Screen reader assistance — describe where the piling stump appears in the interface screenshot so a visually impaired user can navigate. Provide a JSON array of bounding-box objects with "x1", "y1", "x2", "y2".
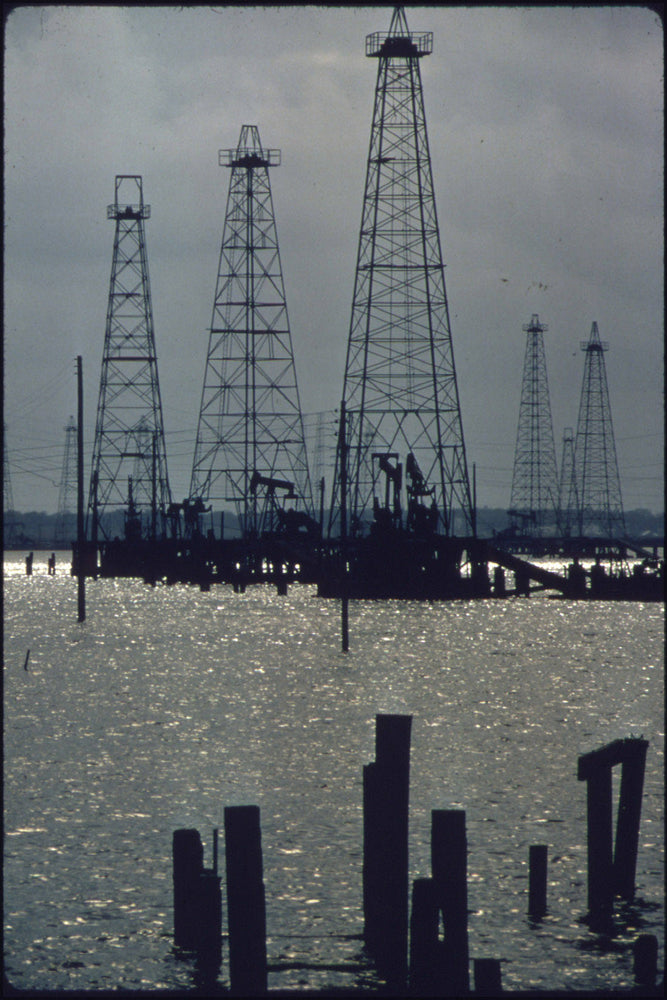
[
  {"x1": 224, "y1": 805, "x2": 267, "y2": 996},
  {"x1": 578, "y1": 737, "x2": 649, "y2": 927},
  {"x1": 528, "y1": 845, "x2": 548, "y2": 918},
  {"x1": 365, "y1": 714, "x2": 412, "y2": 988},
  {"x1": 409, "y1": 877, "x2": 444, "y2": 996},
  {"x1": 431, "y1": 809, "x2": 470, "y2": 995},
  {"x1": 634, "y1": 934, "x2": 658, "y2": 987},
  {"x1": 614, "y1": 739, "x2": 649, "y2": 899},
  {"x1": 196, "y1": 868, "x2": 222, "y2": 977},
  {"x1": 474, "y1": 957, "x2": 502, "y2": 995},
  {"x1": 172, "y1": 828, "x2": 204, "y2": 951}
]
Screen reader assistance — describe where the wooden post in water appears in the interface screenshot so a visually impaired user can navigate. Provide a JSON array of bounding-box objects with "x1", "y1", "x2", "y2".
[
  {"x1": 528, "y1": 844, "x2": 548, "y2": 918},
  {"x1": 409, "y1": 877, "x2": 442, "y2": 996},
  {"x1": 634, "y1": 934, "x2": 658, "y2": 988},
  {"x1": 76, "y1": 355, "x2": 86, "y2": 622},
  {"x1": 172, "y1": 828, "x2": 204, "y2": 950},
  {"x1": 474, "y1": 958, "x2": 502, "y2": 995},
  {"x1": 224, "y1": 805, "x2": 267, "y2": 996},
  {"x1": 362, "y1": 714, "x2": 412, "y2": 987},
  {"x1": 431, "y1": 809, "x2": 470, "y2": 995},
  {"x1": 578, "y1": 737, "x2": 649, "y2": 928},
  {"x1": 339, "y1": 400, "x2": 349, "y2": 652},
  {"x1": 613, "y1": 738, "x2": 648, "y2": 900}
]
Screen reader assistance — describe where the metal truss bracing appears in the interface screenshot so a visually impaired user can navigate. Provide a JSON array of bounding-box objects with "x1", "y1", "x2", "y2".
[
  {"x1": 55, "y1": 416, "x2": 78, "y2": 546},
  {"x1": 88, "y1": 176, "x2": 172, "y2": 540},
  {"x1": 189, "y1": 125, "x2": 314, "y2": 538},
  {"x1": 329, "y1": 6, "x2": 473, "y2": 538},
  {"x1": 557, "y1": 427, "x2": 577, "y2": 537},
  {"x1": 574, "y1": 322, "x2": 625, "y2": 537},
  {"x1": 508, "y1": 314, "x2": 560, "y2": 535}
]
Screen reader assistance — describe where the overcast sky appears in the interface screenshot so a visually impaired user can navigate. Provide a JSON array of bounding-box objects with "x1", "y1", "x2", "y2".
[{"x1": 4, "y1": 4, "x2": 664, "y2": 516}]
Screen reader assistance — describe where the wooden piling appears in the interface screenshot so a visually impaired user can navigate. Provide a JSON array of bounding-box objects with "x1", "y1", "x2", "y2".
[
  {"x1": 196, "y1": 868, "x2": 222, "y2": 976},
  {"x1": 634, "y1": 934, "x2": 658, "y2": 987},
  {"x1": 362, "y1": 715, "x2": 412, "y2": 987},
  {"x1": 474, "y1": 958, "x2": 502, "y2": 995},
  {"x1": 431, "y1": 809, "x2": 470, "y2": 995},
  {"x1": 614, "y1": 739, "x2": 648, "y2": 900},
  {"x1": 585, "y1": 766, "x2": 614, "y2": 928},
  {"x1": 224, "y1": 805, "x2": 267, "y2": 996},
  {"x1": 172, "y1": 828, "x2": 204, "y2": 950},
  {"x1": 578, "y1": 737, "x2": 649, "y2": 926},
  {"x1": 528, "y1": 844, "x2": 548, "y2": 918},
  {"x1": 409, "y1": 877, "x2": 443, "y2": 996},
  {"x1": 362, "y1": 761, "x2": 379, "y2": 953}
]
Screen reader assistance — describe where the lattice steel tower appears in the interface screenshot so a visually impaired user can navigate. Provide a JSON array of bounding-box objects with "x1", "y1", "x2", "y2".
[
  {"x1": 55, "y1": 416, "x2": 77, "y2": 546},
  {"x1": 573, "y1": 321, "x2": 625, "y2": 537},
  {"x1": 190, "y1": 125, "x2": 314, "y2": 538},
  {"x1": 508, "y1": 314, "x2": 559, "y2": 535},
  {"x1": 557, "y1": 427, "x2": 577, "y2": 536},
  {"x1": 89, "y1": 175, "x2": 172, "y2": 540},
  {"x1": 329, "y1": 5, "x2": 473, "y2": 538}
]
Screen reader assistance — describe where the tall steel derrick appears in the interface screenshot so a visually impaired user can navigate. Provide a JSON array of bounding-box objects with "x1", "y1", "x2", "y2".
[
  {"x1": 54, "y1": 416, "x2": 77, "y2": 546},
  {"x1": 329, "y1": 6, "x2": 473, "y2": 538},
  {"x1": 88, "y1": 175, "x2": 171, "y2": 541},
  {"x1": 189, "y1": 125, "x2": 314, "y2": 539},
  {"x1": 573, "y1": 321, "x2": 625, "y2": 537},
  {"x1": 508, "y1": 314, "x2": 559, "y2": 535}
]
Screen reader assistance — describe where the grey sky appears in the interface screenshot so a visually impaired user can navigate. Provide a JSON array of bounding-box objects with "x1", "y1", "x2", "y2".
[{"x1": 4, "y1": 4, "x2": 664, "y2": 515}]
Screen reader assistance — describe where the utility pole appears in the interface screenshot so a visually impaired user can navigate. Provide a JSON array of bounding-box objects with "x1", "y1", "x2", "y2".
[{"x1": 77, "y1": 356, "x2": 86, "y2": 623}]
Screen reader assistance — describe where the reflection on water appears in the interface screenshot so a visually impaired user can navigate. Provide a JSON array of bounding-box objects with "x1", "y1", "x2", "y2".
[{"x1": 3, "y1": 551, "x2": 664, "y2": 992}]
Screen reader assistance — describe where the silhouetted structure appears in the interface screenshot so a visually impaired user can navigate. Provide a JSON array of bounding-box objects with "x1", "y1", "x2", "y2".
[
  {"x1": 54, "y1": 416, "x2": 77, "y2": 546},
  {"x1": 189, "y1": 125, "x2": 314, "y2": 539},
  {"x1": 557, "y1": 427, "x2": 577, "y2": 536},
  {"x1": 88, "y1": 175, "x2": 172, "y2": 542},
  {"x1": 3, "y1": 424, "x2": 24, "y2": 546},
  {"x1": 329, "y1": 5, "x2": 473, "y2": 540},
  {"x1": 573, "y1": 321, "x2": 625, "y2": 537},
  {"x1": 508, "y1": 314, "x2": 559, "y2": 535}
]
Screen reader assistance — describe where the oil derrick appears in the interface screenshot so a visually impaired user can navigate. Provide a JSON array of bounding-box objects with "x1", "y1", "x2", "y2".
[
  {"x1": 54, "y1": 416, "x2": 77, "y2": 546},
  {"x1": 329, "y1": 5, "x2": 473, "y2": 539},
  {"x1": 3, "y1": 425, "x2": 21, "y2": 546},
  {"x1": 88, "y1": 175, "x2": 171, "y2": 541},
  {"x1": 557, "y1": 428, "x2": 577, "y2": 537},
  {"x1": 508, "y1": 314, "x2": 559, "y2": 535},
  {"x1": 189, "y1": 125, "x2": 314, "y2": 539},
  {"x1": 573, "y1": 321, "x2": 625, "y2": 537}
]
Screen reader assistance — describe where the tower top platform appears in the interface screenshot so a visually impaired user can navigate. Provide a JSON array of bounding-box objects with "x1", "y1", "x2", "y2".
[
  {"x1": 366, "y1": 6, "x2": 432, "y2": 58},
  {"x1": 107, "y1": 174, "x2": 150, "y2": 220}
]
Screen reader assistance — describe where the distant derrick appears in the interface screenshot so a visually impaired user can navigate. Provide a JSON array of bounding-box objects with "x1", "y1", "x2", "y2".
[
  {"x1": 329, "y1": 5, "x2": 473, "y2": 539},
  {"x1": 54, "y1": 416, "x2": 77, "y2": 546},
  {"x1": 573, "y1": 322, "x2": 625, "y2": 537},
  {"x1": 189, "y1": 125, "x2": 314, "y2": 539},
  {"x1": 557, "y1": 428, "x2": 577, "y2": 536},
  {"x1": 508, "y1": 314, "x2": 559, "y2": 536},
  {"x1": 88, "y1": 175, "x2": 172, "y2": 541}
]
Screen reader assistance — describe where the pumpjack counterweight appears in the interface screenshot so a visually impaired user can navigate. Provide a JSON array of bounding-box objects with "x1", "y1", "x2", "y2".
[
  {"x1": 329, "y1": 5, "x2": 473, "y2": 539},
  {"x1": 189, "y1": 125, "x2": 314, "y2": 539},
  {"x1": 573, "y1": 322, "x2": 625, "y2": 537},
  {"x1": 508, "y1": 314, "x2": 560, "y2": 536},
  {"x1": 88, "y1": 175, "x2": 172, "y2": 542}
]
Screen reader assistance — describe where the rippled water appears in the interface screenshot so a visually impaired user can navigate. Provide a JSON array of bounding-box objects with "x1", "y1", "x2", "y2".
[{"x1": 4, "y1": 550, "x2": 664, "y2": 992}]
